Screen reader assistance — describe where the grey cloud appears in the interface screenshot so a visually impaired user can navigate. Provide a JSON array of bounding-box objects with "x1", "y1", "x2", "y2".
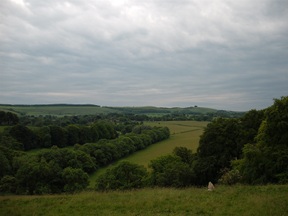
[{"x1": 0, "y1": 0, "x2": 287, "y2": 110}]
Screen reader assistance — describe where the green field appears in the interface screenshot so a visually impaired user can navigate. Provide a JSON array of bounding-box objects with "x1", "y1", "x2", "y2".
[
  {"x1": 122, "y1": 121, "x2": 208, "y2": 166},
  {"x1": 0, "y1": 104, "x2": 218, "y2": 116},
  {"x1": 1, "y1": 185, "x2": 287, "y2": 216},
  {"x1": 89, "y1": 121, "x2": 208, "y2": 187},
  {"x1": 0, "y1": 105, "x2": 117, "y2": 116}
]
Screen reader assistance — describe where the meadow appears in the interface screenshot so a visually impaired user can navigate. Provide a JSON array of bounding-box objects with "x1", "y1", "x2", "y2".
[
  {"x1": 1, "y1": 185, "x2": 288, "y2": 216},
  {"x1": 118, "y1": 121, "x2": 208, "y2": 167}
]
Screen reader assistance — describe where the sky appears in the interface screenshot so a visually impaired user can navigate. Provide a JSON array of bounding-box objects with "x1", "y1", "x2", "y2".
[{"x1": 1, "y1": 0, "x2": 288, "y2": 111}]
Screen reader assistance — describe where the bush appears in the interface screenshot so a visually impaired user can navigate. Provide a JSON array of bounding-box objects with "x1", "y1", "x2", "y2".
[
  {"x1": 96, "y1": 161, "x2": 148, "y2": 191},
  {"x1": 62, "y1": 167, "x2": 89, "y2": 193},
  {"x1": 148, "y1": 155, "x2": 193, "y2": 187},
  {"x1": 0, "y1": 175, "x2": 17, "y2": 194},
  {"x1": 218, "y1": 168, "x2": 242, "y2": 185}
]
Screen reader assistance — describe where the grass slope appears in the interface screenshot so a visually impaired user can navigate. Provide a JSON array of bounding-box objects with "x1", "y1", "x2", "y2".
[{"x1": 1, "y1": 185, "x2": 288, "y2": 216}]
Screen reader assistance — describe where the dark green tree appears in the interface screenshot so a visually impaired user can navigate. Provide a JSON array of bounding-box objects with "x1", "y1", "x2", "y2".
[
  {"x1": 0, "y1": 175, "x2": 17, "y2": 194},
  {"x1": 15, "y1": 156, "x2": 53, "y2": 194},
  {"x1": 49, "y1": 125, "x2": 67, "y2": 148},
  {"x1": 195, "y1": 118, "x2": 242, "y2": 184},
  {"x1": 34, "y1": 126, "x2": 51, "y2": 148},
  {"x1": 78, "y1": 126, "x2": 92, "y2": 144},
  {"x1": 148, "y1": 155, "x2": 192, "y2": 187},
  {"x1": 62, "y1": 167, "x2": 89, "y2": 193},
  {"x1": 96, "y1": 161, "x2": 148, "y2": 191},
  {"x1": 0, "y1": 150, "x2": 11, "y2": 178},
  {"x1": 9, "y1": 125, "x2": 38, "y2": 150},
  {"x1": 173, "y1": 147, "x2": 194, "y2": 165},
  {"x1": 238, "y1": 96, "x2": 288, "y2": 184},
  {"x1": 0, "y1": 135, "x2": 23, "y2": 150},
  {"x1": 240, "y1": 109, "x2": 265, "y2": 145},
  {"x1": 0, "y1": 111, "x2": 19, "y2": 125},
  {"x1": 66, "y1": 125, "x2": 80, "y2": 146}
]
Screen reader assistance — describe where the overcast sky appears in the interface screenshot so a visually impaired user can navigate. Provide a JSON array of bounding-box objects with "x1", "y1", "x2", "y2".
[{"x1": 1, "y1": 0, "x2": 288, "y2": 111}]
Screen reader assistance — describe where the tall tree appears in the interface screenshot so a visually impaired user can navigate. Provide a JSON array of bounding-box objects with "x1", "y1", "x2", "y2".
[
  {"x1": 195, "y1": 118, "x2": 243, "y2": 184},
  {"x1": 239, "y1": 96, "x2": 288, "y2": 184},
  {"x1": 9, "y1": 125, "x2": 38, "y2": 150}
]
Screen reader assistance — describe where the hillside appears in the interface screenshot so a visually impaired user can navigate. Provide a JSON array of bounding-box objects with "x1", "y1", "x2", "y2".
[
  {"x1": 0, "y1": 104, "x2": 242, "y2": 118},
  {"x1": 0, "y1": 104, "x2": 117, "y2": 116}
]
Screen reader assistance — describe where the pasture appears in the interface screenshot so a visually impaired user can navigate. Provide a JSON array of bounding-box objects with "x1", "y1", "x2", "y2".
[
  {"x1": 1, "y1": 185, "x2": 287, "y2": 216},
  {"x1": 125, "y1": 121, "x2": 208, "y2": 166}
]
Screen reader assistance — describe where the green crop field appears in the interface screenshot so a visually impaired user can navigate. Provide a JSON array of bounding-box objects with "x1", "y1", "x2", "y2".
[
  {"x1": 89, "y1": 121, "x2": 208, "y2": 187},
  {"x1": 1, "y1": 185, "x2": 287, "y2": 216}
]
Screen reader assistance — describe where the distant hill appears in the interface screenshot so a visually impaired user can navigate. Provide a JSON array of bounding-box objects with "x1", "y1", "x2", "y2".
[{"x1": 0, "y1": 104, "x2": 243, "y2": 117}]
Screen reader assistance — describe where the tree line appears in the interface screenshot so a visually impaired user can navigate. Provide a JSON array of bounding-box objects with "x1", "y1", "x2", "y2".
[
  {"x1": 0, "y1": 121, "x2": 117, "y2": 151},
  {"x1": 2, "y1": 109, "x2": 243, "y2": 128}
]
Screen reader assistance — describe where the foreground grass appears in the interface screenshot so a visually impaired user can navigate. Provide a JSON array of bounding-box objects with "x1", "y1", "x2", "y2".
[{"x1": 1, "y1": 185, "x2": 288, "y2": 216}]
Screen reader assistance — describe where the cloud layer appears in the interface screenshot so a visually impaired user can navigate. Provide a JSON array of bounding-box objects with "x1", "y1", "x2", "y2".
[{"x1": 1, "y1": 0, "x2": 288, "y2": 111}]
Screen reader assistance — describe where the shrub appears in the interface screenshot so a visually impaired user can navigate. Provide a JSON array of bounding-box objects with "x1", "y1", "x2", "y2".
[{"x1": 96, "y1": 161, "x2": 148, "y2": 191}]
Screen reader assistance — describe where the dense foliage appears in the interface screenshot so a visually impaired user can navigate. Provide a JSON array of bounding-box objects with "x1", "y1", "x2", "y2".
[
  {"x1": 236, "y1": 96, "x2": 288, "y2": 184},
  {"x1": 0, "y1": 122, "x2": 170, "y2": 194},
  {"x1": 0, "y1": 111, "x2": 19, "y2": 125},
  {"x1": 1, "y1": 121, "x2": 116, "y2": 151},
  {"x1": 183, "y1": 97, "x2": 288, "y2": 185},
  {"x1": 96, "y1": 161, "x2": 148, "y2": 190},
  {"x1": 194, "y1": 96, "x2": 288, "y2": 185}
]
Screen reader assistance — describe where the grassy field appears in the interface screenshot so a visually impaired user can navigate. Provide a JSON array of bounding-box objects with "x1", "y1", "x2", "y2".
[
  {"x1": 89, "y1": 121, "x2": 208, "y2": 187},
  {"x1": 124, "y1": 121, "x2": 208, "y2": 166},
  {"x1": 0, "y1": 104, "x2": 217, "y2": 116},
  {"x1": 1, "y1": 185, "x2": 288, "y2": 216},
  {"x1": 0, "y1": 105, "x2": 117, "y2": 116}
]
